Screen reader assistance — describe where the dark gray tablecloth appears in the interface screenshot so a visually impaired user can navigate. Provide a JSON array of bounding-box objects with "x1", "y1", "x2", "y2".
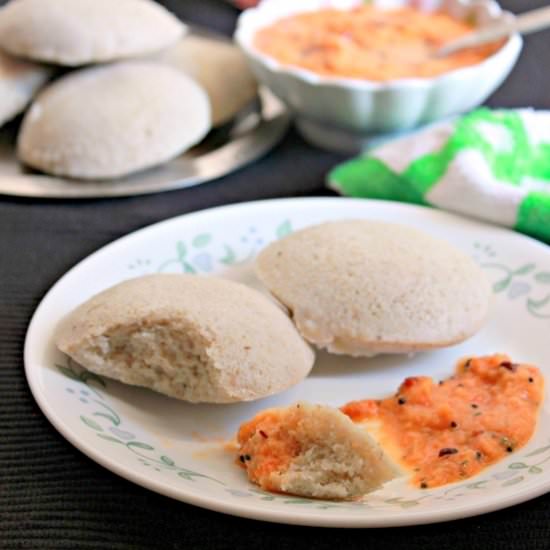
[{"x1": 2, "y1": 1, "x2": 550, "y2": 548}]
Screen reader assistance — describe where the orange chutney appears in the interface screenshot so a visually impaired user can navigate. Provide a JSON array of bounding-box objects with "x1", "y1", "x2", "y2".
[
  {"x1": 254, "y1": 6, "x2": 504, "y2": 81},
  {"x1": 341, "y1": 355, "x2": 544, "y2": 489}
]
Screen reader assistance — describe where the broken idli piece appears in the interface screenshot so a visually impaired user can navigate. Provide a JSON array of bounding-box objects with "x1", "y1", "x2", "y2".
[
  {"x1": 237, "y1": 402, "x2": 399, "y2": 500},
  {"x1": 0, "y1": 0, "x2": 185, "y2": 66},
  {"x1": 159, "y1": 34, "x2": 257, "y2": 126},
  {"x1": 55, "y1": 274, "x2": 314, "y2": 403},
  {"x1": 17, "y1": 62, "x2": 211, "y2": 179},
  {"x1": 256, "y1": 220, "x2": 491, "y2": 357},
  {"x1": 0, "y1": 50, "x2": 51, "y2": 128}
]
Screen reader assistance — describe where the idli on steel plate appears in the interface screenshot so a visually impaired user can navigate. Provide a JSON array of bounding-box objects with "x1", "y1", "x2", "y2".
[
  {"x1": 0, "y1": 50, "x2": 51, "y2": 128},
  {"x1": 160, "y1": 34, "x2": 257, "y2": 126},
  {"x1": 17, "y1": 62, "x2": 211, "y2": 179},
  {"x1": 55, "y1": 274, "x2": 314, "y2": 403},
  {"x1": 255, "y1": 220, "x2": 492, "y2": 357},
  {"x1": 0, "y1": 0, "x2": 185, "y2": 66}
]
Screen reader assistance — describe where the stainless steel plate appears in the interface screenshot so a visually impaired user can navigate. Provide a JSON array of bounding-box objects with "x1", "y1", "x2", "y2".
[{"x1": 0, "y1": 25, "x2": 290, "y2": 199}]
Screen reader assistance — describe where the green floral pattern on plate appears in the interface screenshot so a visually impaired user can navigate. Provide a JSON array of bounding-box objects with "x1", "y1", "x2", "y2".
[
  {"x1": 61, "y1": 359, "x2": 223, "y2": 485},
  {"x1": 473, "y1": 241, "x2": 550, "y2": 319},
  {"x1": 128, "y1": 220, "x2": 292, "y2": 276}
]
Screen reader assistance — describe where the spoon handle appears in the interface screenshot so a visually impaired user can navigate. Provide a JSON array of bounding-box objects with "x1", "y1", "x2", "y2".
[{"x1": 438, "y1": 5, "x2": 550, "y2": 57}]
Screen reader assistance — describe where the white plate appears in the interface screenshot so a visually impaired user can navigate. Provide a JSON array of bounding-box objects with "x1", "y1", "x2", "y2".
[{"x1": 24, "y1": 198, "x2": 550, "y2": 527}]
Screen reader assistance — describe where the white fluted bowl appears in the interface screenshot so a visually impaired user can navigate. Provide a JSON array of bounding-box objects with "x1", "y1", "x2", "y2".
[{"x1": 235, "y1": 0, "x2": 522, "y2": 152}]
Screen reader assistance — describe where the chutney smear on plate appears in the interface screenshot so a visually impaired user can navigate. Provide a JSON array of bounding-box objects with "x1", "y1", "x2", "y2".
[
  {"x1": 341, "y1": 355, "x2": 544, "y2": 489},
  {"x1": 254, "y1": 6, "x2": 504, "y2": 81}
]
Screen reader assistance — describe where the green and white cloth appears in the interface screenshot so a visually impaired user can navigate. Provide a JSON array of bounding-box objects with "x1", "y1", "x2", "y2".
[{"x1": 328, "y1": 108, "x2": 550, "y2": 243}]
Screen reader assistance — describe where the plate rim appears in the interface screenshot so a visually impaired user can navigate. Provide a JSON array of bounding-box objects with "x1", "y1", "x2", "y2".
[{"x1": 23, "y1": 197, "x2": 550, "y2": 527}]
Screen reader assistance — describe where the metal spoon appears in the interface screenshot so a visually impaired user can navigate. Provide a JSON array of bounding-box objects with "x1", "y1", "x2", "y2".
[{"x1": 438, "y1": 5, "x2": 550, "y2": 57}]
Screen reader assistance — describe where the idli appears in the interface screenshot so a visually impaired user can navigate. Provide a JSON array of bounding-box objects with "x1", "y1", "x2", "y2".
[
  {"x1": 55, "y1": 274, "x2": 314, "y2": 403},
  {"x1": 17, "y1": 62, "x2": 211, "y2": 179},
  {"x1": 160, "y1": 35, "x2": 257, "y2": 126},
  {"x1": 0, "y1": 0, "x2": 185, "y2": 66},
  {"x1": 237, "y1": 402, "x2": 399, "y2": 499},
  {"x1": 255, "y1": 220, "x2": 491, "y2": 356},
  {"x1": 0, "y1": 50, "x2": 51, "y2": 127}
]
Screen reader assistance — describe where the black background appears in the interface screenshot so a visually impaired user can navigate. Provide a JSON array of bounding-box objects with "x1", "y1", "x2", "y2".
[{"x1": 2, "y1": 1, "x2": 550, "y2": 548}]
